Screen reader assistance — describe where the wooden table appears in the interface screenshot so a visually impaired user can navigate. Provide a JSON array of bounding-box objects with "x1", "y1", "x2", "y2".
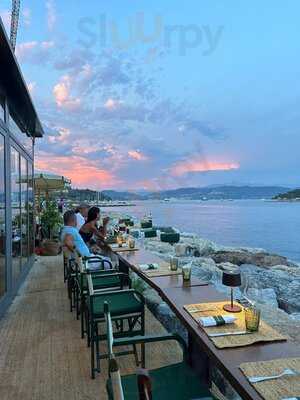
[
  {"x1": 119, "y1": 248, "x2": 208, "y2": 292},
  {"x1": 118, "y1": 248, "x2": 300, "y2": 400}
]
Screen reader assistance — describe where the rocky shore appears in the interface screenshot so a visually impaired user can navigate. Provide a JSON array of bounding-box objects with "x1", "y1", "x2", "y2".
[
  {"x1": 108, "y1": 211, "x2": 300, "y2": 398},
  {"x1": 108, "y1": 211, "x2": 300, "y2": 331}
]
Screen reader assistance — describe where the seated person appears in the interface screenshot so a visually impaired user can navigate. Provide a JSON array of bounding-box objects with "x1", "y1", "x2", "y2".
[
  {"x1": 79, "y1": 206, "x2": 110, "y2": 248},
  {"x1": 80, "y1": 206, "x2": 118, "y2": 267},
  {"x1": 61, "y1": 210, "x2": 112, "y2": 269}
]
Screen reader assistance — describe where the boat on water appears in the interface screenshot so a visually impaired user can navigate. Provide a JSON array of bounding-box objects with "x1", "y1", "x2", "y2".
[{"x1": 95, "y1": 200, "x2": 136, "y2": 207}]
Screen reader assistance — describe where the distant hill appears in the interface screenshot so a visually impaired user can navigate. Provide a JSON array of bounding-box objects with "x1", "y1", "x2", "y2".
[
  {"x1": 101, "y1": 190, "x2": 144, "y2": 201},
  {"x1": 273, "y1": 188, "x2": 300, "y2": 200},
  {"x1": 147, "y1": 186, "x2": 290, "y2": 200},
  {"x1": 101, "y1": 186, "x2": 290, "y2": 201},
  {"x1": 67, "y1": 188, "x2": 111, "y2": 202}
]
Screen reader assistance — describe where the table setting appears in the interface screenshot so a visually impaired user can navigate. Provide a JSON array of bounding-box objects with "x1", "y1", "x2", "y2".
[
  {"x1": 183, "y1": 271, "x2": 287, "y2": 349},
  {"x1": 240, "y1": 358, "x2": 300, "y2": 400}
]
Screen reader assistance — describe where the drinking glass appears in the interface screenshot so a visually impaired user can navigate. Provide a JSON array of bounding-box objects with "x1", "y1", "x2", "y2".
[
  {"x1": 128, "y1": 238, "x2": 135, "y2": 249},
  {"x1": 182, "y1": 263, "x2": 192, "y2": 281},
  {"x1": 117, "y1": 234, "x2": 123, "y2": 247},
  {"x1": 245, "y1": 305, "x2": 261, "y2": 332},
  {"x1": 170, "y1": 256, "x2": 179, "y2": 271}
]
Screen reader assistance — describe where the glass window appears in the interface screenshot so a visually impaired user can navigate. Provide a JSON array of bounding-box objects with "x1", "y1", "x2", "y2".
[
  {"x1": 28, "y1": 163, "x2": 34, "y2": 257},
  {"x1": 21, "y1": 157, "x2": 28, "y2": 266},
  {"x1": 0, "y1": 135, "x2": 5, "y2": 298},
  {"x1": 0, "y1": 94, "x2": 4, "y2": 122},
  {"x1": 9, "y1": 111, "x2": 33, "y2": 156},
  {"x1": 11, "y1": 147, "x2": 21, "y2": 282}
]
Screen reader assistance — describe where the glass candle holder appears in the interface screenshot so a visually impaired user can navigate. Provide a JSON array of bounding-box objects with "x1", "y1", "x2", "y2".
[
  {"x1": 182, "y1": 264, "x2": 192, "y2": 281},
  {"x1": 170, "y1": 256, "x2": 179, "y2": 271},
  {"x1": 117, "y1": 234, "x2": 123, "y2": 247},
  {"x1": 245, "y1": 305, "x2": 261, "y2": 332},
  {"x1": 128, "y1": 238, "x2": 135, "y2": 249}
]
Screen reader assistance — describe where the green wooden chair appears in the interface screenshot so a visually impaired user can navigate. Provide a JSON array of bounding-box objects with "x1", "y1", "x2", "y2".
[
  {"x1": 63, "y1": 247, "x2": 78, "y2": 313},
  {"x1": 86, "y1": 273, "x2": 146, "y2": 379},
  {"x1": 75, "y1": 255, "x2": 129, "y2": 338},
  {"x1": 104, "y1": 302, "x2": 226, "y2": 400}
]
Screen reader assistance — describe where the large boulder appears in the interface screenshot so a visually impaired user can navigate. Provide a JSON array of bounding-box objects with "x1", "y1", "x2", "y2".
[
  {"x1": 211, "y1": 250, "x2": 297, "y2": 269},
  {"x1": 235, "y1": 264, "x2": 300, "y2": 313}
]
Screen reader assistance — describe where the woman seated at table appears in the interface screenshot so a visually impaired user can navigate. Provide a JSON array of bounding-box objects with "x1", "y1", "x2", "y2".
[{"x1": 79, "y1": 206, "x2": 108, "y2": 241}]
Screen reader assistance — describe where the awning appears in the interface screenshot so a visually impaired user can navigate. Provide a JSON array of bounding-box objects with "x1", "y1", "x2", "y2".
[
  {"x1": 0, "y1": 19, "x2": 44, "y2": 138},
  {"x1": 34, "y1": 173, "x2": 71, "y2": 192}
]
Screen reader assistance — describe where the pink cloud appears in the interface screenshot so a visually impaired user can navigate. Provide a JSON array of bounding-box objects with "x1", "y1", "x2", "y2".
[
  {"x1": 35, "y1": 153, "x2": 121, "y2": 189},
  {"x1": 170, "y1": 158, "x2": 240, "y2": 177},
  {"x1": 53, "y1": 75, "x2": 81, "y2": 111},
  {"x1": 128, "y1": 150, "x2": 148, "y2": 161},
  {"x1": 104, "y1": 98, "x2": 122, "y2": 110}
]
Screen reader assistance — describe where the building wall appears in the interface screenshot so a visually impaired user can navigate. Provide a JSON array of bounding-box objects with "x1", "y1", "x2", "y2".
[{"x1": 0, "y1": 90, "x2": 35, "y2": 317}]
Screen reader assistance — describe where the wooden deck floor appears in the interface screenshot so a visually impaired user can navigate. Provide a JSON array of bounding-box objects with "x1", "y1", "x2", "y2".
[{"x1": 0, "y1": 256, "x2": 182, "y2": 400}]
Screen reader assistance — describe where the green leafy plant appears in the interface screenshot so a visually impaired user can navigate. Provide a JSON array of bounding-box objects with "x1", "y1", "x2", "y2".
[{"x1": 40, "y1": 201, "x2": 62, "y2": 239}]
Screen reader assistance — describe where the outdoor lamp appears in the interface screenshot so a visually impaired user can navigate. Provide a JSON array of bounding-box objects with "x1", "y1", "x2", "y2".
[{"x1": 222, "y1": 270, "x2": 242, "y2": 313}]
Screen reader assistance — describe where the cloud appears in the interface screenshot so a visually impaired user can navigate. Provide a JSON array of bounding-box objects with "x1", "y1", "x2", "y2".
[
  {"x1": 0, "y1": 9, "x2": 11, "y2": 32},
  {"x1": 35, "y1": 153, "x2": 120, "y2": 189},
  {"x1": 27, "y1": 82, "x2": 36, "y2": 95},
  {"x1": 104, "y1": 98, "x2": 122, "y2": 110},
  {"x1": 46, "y1": 0, "x2": 56, "y2": 31},
  {"x1": 22, "y1": 8, "x2": 31, "y2": 27},
  {"x1": 16, "y1": 40, "x2": 55, "y2": 64},
  {"x1": 178, "y1": 120, "x2": 223, "y2": 138},
  {"x1": 170, "y1": 157, "x2": 240, "y2": 177},
  {"x1": 128, "y1": 150, "x2": 149, "y2": 161},
  {"x1": 53, "y1": 75, "x2": 81, "y2": 111}
]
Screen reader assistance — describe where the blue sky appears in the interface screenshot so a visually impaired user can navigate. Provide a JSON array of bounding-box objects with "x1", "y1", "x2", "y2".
[{"x1": 1, "y1": 1, "x2": 300, "y2": 190}]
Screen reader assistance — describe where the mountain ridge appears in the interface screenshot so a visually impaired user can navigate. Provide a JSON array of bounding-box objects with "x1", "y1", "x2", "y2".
[{"x1": 101, "y1": 185, "x2": 290, "y2": 201}]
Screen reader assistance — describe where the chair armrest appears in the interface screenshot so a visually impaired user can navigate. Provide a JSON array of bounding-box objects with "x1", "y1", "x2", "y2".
[
  {"x1": 86, "y1": 269, "x2": 119, "y2": 276},
  {"x1": 88, "y1": 286, "x2": 145, "y2": 304},
  {"x1": 113, "y1": 333, "x2": 188, "y2": 362}
]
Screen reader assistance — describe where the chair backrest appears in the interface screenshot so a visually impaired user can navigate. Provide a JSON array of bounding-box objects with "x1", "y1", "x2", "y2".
[
  {"x1": 104, "y1": 302, "x2": 152, "y2": 400},
  {"x1": 84, "y1": 256, "x2": 113, "y2": 272}
]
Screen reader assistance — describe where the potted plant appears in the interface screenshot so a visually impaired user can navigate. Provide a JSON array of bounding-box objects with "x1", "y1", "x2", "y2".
[{"x1": 40, "y1": 200, "x2": 63, "y2": 256}]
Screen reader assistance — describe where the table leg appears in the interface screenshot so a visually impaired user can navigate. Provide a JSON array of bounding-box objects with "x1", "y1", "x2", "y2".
[{"x1": 187, "y1": 332, "x2": 210, "y2": 384}]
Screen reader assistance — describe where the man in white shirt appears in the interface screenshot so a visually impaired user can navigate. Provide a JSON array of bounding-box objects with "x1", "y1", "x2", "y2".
[{"x1": 75, "y1": 204, "x2": 89, "y2": 230}]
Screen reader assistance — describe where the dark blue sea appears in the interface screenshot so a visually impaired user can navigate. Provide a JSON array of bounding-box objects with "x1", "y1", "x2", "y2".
[{"x1": 105, "y1": 200, "x2": 300, "y2": 262}]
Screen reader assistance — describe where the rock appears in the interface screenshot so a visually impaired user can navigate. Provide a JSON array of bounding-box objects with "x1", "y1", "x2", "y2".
[
  {"x1": 291, "y1": 313, "x2": 300, "y2": 321},
  {"x1": 247, "y1": 288, "x2": 278, "y2": 308},
  {"x1": 143, "y1": 288, "x2": 162, "y2": 308},
  {"x1": 174, "y1": 244, "x2": 188, "y2": 256},
  {"x1": 217, "y1": 262, "x2": 239, "y2": 272},
  {"x1": 233, "y1": 264, "x2": 300, "y2": 313},
  {"x1": 259, "y1": 304, "x2": 300, "y2": 344},
  {"x1": 155, "y1": 303, "x2": 188, "y2": 342},
  {"x1": 211, "y1": 250, "x2": 297, "y2": 269}
]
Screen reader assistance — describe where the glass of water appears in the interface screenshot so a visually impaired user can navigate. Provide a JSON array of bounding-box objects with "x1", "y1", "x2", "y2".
[
  {"x1": 170, "y1": 256, "x2": 179, "y2": 271},
  {"x1": 182, "y1": 263, "x2": 192, "y2": 281},
  {"x1": 245, "y1": 304, "x2": 261, "y2": 332}
]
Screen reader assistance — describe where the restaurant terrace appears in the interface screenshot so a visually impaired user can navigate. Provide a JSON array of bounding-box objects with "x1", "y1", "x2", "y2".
[{"x1": 0, "y1": 12, "x2": 300, "y2": 400}]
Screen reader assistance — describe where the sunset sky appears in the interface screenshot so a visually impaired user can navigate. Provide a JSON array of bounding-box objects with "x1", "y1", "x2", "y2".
[{"x1": 1, "y1": 1, "x2": 300, "y2": 190}]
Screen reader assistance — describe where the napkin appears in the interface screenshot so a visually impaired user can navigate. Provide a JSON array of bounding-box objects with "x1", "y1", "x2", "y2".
[
  {"x1": 198, "y1": 315, "x2": 236, "y2": 327},
  {"x1": 139, "y1": 263, "x2": 159, "y2": 271}
]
